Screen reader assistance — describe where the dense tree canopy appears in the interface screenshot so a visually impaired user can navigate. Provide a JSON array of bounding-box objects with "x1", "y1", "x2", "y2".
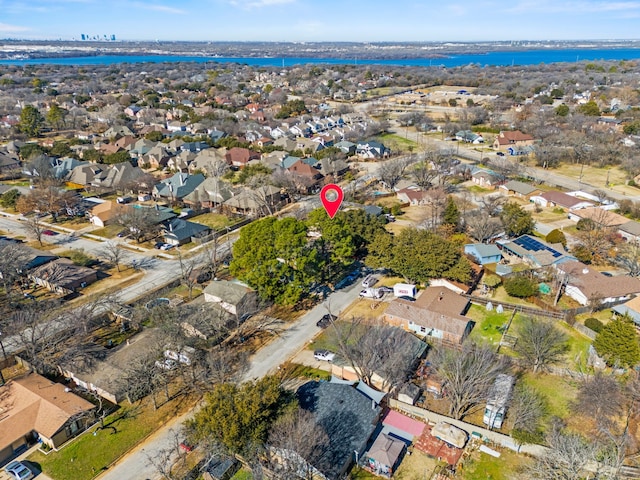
[
  {"x1": 230, "y1": 217, "x2": 318, "y2": 305},
  {"x1": 231, "y1": 210, "x2": 384, "y2": 304},
  {"x1": 593, "y1": 317, "x2": 640, "y2": 367},
  {"x1": 18, "y1": 105, "x2": 45, "y2": 137},
  {"x1": 500, "y1": 202, "x2": 535, "y2": 237},
  {"x1": 366, "y1": 228, "x2": 472, "y2": 284},
  {"x1": 186, "y1": 376, "x2": 291, "y2": 455}
]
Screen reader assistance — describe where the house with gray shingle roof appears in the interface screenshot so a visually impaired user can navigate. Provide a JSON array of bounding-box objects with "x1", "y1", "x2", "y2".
[
  {"x1": 153, "y1": 172, "x2": 205, "y2": 200},
  {"x1": 499, "y1": 180, "x2": 539, "y2": 198},
  {"x1": 296, "y1": 381, "x2": 382, "y2": 480},
  {"x1": 464, "y1": 243, "x2": 502, "y2": 265}
]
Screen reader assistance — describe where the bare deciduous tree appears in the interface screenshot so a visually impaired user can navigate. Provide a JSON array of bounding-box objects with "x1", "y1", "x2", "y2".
[
  {"x1": 266, "y1": 409, "x2": 330, "y2": 480},
  {"x1": 0, "y1": 240, "x2": 31, "y2": 293},
  {"x1": 22, "y1": 215, "x2": 46, "y2": 246},
  {"x1": 527, "y1": 423, "x2": 596, "y2": 480},
  {"x1": 330, "y1": 318, "x2": 425, "y2": 390},
  {"x1": 465, "y1": 210, "x2": 504, "y2": 243},
  {"x1": 514, "y1": 317, "x2": 568, "y2": 373},
  {"x1": 433, "y1": 343, "x2": 508, "y2": 419},
  {"x1": 99, "y1": 241, "x2": 129, "y2": 272}
]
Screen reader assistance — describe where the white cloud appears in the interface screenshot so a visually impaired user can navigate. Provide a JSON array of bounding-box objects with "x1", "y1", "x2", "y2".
[
  {"x1": 508, "y1": 0, "x2": 640, "y2": 14},
  {"x1": 132, "y1": 2, "x2": 187, "y2": 14},
  {"x1": 0, "y1": 22, "x2": 30, "y2": 32},
  {"x1": 230, "y1": 0, "x2": 296, "y2": 9}
]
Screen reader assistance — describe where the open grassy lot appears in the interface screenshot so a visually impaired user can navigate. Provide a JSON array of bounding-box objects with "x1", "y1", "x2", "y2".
[
  {"x1": 281, "y1": 362, "x2": 331, "y2": 382},
  {"x1": 189, "y1": 212, "x2": 234, "y2": 230},
  {"x1": 553, "y1": 163, "x2": 628, "y2": 189},
  {"x1": 521, "y1": 372, "x2": 578, "y2": 419},
  {"x1": 29, "y1": 392, "x2": 199, "y2": 480},
  {"x1": 460, "y1": 447, "x2": 532, "y2": 480},
  {"x1": 231, "y1": 468, "x2": 253, "y2": 480},
  {"x1": 375, "y1": 133, "x2": 419, "y2": 152}
]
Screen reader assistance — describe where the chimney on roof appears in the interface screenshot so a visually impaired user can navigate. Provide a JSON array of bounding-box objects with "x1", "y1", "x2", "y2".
[
  {"x1": 582, "y1": 268, "x2": 589, "y2": 275},
  {"x1": 439, "y1": 291, "x2": 444, "y2": 301}
]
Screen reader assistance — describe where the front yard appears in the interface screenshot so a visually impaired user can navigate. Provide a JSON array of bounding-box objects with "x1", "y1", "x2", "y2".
[{"x1": 29, "y1": 391, "x2": 199, "y2": 480}]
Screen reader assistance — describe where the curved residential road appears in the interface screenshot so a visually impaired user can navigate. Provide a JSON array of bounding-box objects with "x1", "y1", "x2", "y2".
[{"x1": 97, "y1": 281, "x2": 364, "y2": 480}]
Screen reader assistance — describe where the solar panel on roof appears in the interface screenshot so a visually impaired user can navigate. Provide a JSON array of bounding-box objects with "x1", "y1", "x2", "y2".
[{"x1": 513, "y1": 236, "x2": 563, "y2": 258}]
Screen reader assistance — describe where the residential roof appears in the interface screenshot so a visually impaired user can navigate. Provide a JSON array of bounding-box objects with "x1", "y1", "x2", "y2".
[
  {"x1": 557, "y1": 261, "x2": 640, "y2": 300},
  {"x1": 500, "y1": 180, "x2": 538, "y2": 196},
  {"x1": 203, "y1": 280, "x2": 254, "y2": 305},
  {"x1": 28, "y1": 258, "x2": 96, "y2": 291},
  {"x1": 619, "y1": 221, "x2": 640, "y2": 237},
  {"x1": 154, "y1": 172, "x2": 205, "y2": 199},
  {"x1": 164, "y1": 218, "x2": 210, "y2": 242},
  {"x1": 0, "y1": 373, "x2": 94, "y2": 449},
  {"x1": 385, "y1": 287, "x2": 471, "y2": 336},
  {"x1": 572, "y1": 207, "x2": 629, "y2": 227},
  {"x1": 297, "y1": 381, "x2": 381, "y2": 480},
  {"x1": 382, "y1": 410, "x2": 426, "y2": 439},
  {"x1": 495, "y1": 130, "x2": 534, "y2": 145},
  {"x1": 499, "y1": 235, "x2": 575, "y2": 267},
  {"x1": 60, "y1": 328, "x2": 165, "y2": 402},
  {"x1": 540, "y1": 191, "x2": 591, "y2": 209},
  {"x1": 366, "y1": 434, "x2": 405, "y2": 469},
  {"x1": 183, "y1": 177, "x2": 233, "y2": 204},
  {"x1": 466, "y1": 243, "x2": 502, "y2": 259},
  {"x1": 612, "y1": 295, "x2": 640, "y2": 324}
]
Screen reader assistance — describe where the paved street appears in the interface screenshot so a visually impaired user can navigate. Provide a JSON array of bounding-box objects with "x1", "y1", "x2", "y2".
[{"x1": 98, "y1": 279, "x2": 363, "y2": 480}]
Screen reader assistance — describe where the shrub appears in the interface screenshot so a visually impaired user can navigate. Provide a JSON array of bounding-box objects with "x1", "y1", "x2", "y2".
[
  {"x1": 546, "y1": 229, "x2": 567, "y2": 247},
  {"x1": 503, "y1": 275, "x2": 538, "y2": 298},
  {"x1": 584, "y1": 317, "x2": 604, "y2": 333}
]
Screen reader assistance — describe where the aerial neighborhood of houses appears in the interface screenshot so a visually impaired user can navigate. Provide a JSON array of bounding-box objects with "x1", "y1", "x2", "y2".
[{"x1": 2, "y1": 50, "x2": 640, "y2": 480}]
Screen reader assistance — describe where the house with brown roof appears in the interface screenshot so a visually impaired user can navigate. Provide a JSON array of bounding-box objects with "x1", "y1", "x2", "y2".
[
  {"x1": 0, "y1": 373, "x2": 95, "y2": 463},
  {"x1": 568, "y1": 207, "x2": 629, "y2": 227},
  {"x1": 556, "y1": 261, "x2": 640, "y2": 306},
  {"x1": 531, "y1": 191, "x2": 593, "y2": 211},
  {"x1": 28, "y1": 258, "x2": 98, "y2": 295},
  {"x1": 88, "y1": 200, "x2": 121, "y2": 227},
  {"x1": 493, "y1": 130, "x2": 534, "y2": 150},
  {"x1": 225, "y1": 147, "x2": 260, "y2": 169},
  {"x1": 384, "y1": 287, "x2": 473, "y2": 345},
  {"x1": 396, "y1": 187, "x2": 429, "y2": 206}
]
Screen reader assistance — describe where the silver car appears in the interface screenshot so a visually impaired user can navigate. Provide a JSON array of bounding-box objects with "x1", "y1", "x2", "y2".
[{"x1": 4, "y1": 461, "x2": 34, "y2": 480}]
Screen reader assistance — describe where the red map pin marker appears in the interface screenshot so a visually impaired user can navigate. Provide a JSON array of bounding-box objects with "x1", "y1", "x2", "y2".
[{"x1": 320, "y1": 184, "x2": 344, "y2": 219}]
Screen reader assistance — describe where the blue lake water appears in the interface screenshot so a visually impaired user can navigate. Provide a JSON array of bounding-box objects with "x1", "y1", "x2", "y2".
[{"x1": 1, "y1": 47, "x2": 640, "y2": 67}]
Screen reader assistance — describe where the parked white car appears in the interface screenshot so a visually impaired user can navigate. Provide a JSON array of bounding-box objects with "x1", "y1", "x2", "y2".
[{"x1": 314, "y1": 350, "x2": 336, "y2": 362}]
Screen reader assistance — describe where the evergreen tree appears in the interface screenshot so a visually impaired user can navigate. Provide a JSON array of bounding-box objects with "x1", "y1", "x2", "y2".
[
  {"x1": 442, "y1": 196, "x2": 461, "y2": 230},
  {"x1": 593, "y1": 317, "x2": 640, "y2": 367},
  {"x1": 18, "y1": 105, "x2": 45, "y2": 137},
  {"x1": 500, "y1": 202, "x2": 535, "y2": 237}
]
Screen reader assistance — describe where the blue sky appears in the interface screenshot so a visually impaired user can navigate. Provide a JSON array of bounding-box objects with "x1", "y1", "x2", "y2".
[{"x1": 1, "y1": 0, "x2": 640, "y2": 42}]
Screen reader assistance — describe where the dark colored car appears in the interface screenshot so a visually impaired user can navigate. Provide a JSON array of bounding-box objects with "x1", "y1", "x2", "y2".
[
  {"x1": 317, "y1": 314, "x2": 337, "y2": 329},
  {"x1": 42, "y1": 229, "x2": 56, "y2": 236}
]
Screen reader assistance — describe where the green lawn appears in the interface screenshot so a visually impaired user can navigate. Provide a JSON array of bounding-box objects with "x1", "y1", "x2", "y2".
[
  {"x1": 189, "y1": 213, "x2": 234, "y2": 230},
  {"x1": 461, "y1": 448, "x2": 531, "y2": 480},
  {"x1": 521, "y1": 372, "x2": 578, "y2": 420},
  {"x1": 91, "y1": 224, "x2": 123, "y2": 238},
  {"x1": 231, "y1": 469, "x2": 253, "y2": 480},
  {"x1": 29, "y1": 395, "x2": 195, "y2": 480},
  {"x1": 282, "y1": 363, "x2": 331, "y2": 381},
  {"x1": 375, "y1": 133, "x2": 418, "y2": 151},
  {"x1": 558, "y1": 321, "x2": 592, "y2": 367},
  {"x1": 467, "y1": 305, "x2": 523, "y2": 346}
]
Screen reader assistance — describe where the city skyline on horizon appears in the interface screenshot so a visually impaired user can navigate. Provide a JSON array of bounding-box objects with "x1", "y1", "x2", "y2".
[{"x1": 1, "y1": 0, "x2": 640, "y2": 43}]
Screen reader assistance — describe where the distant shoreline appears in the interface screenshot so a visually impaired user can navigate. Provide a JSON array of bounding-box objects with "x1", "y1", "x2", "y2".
[
  {"x1": 1, "y1": 47, "x2": 640, "y2": 67},
  {"x1": 1, "y1": 39, "x2": 640, "y2": 63}
]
